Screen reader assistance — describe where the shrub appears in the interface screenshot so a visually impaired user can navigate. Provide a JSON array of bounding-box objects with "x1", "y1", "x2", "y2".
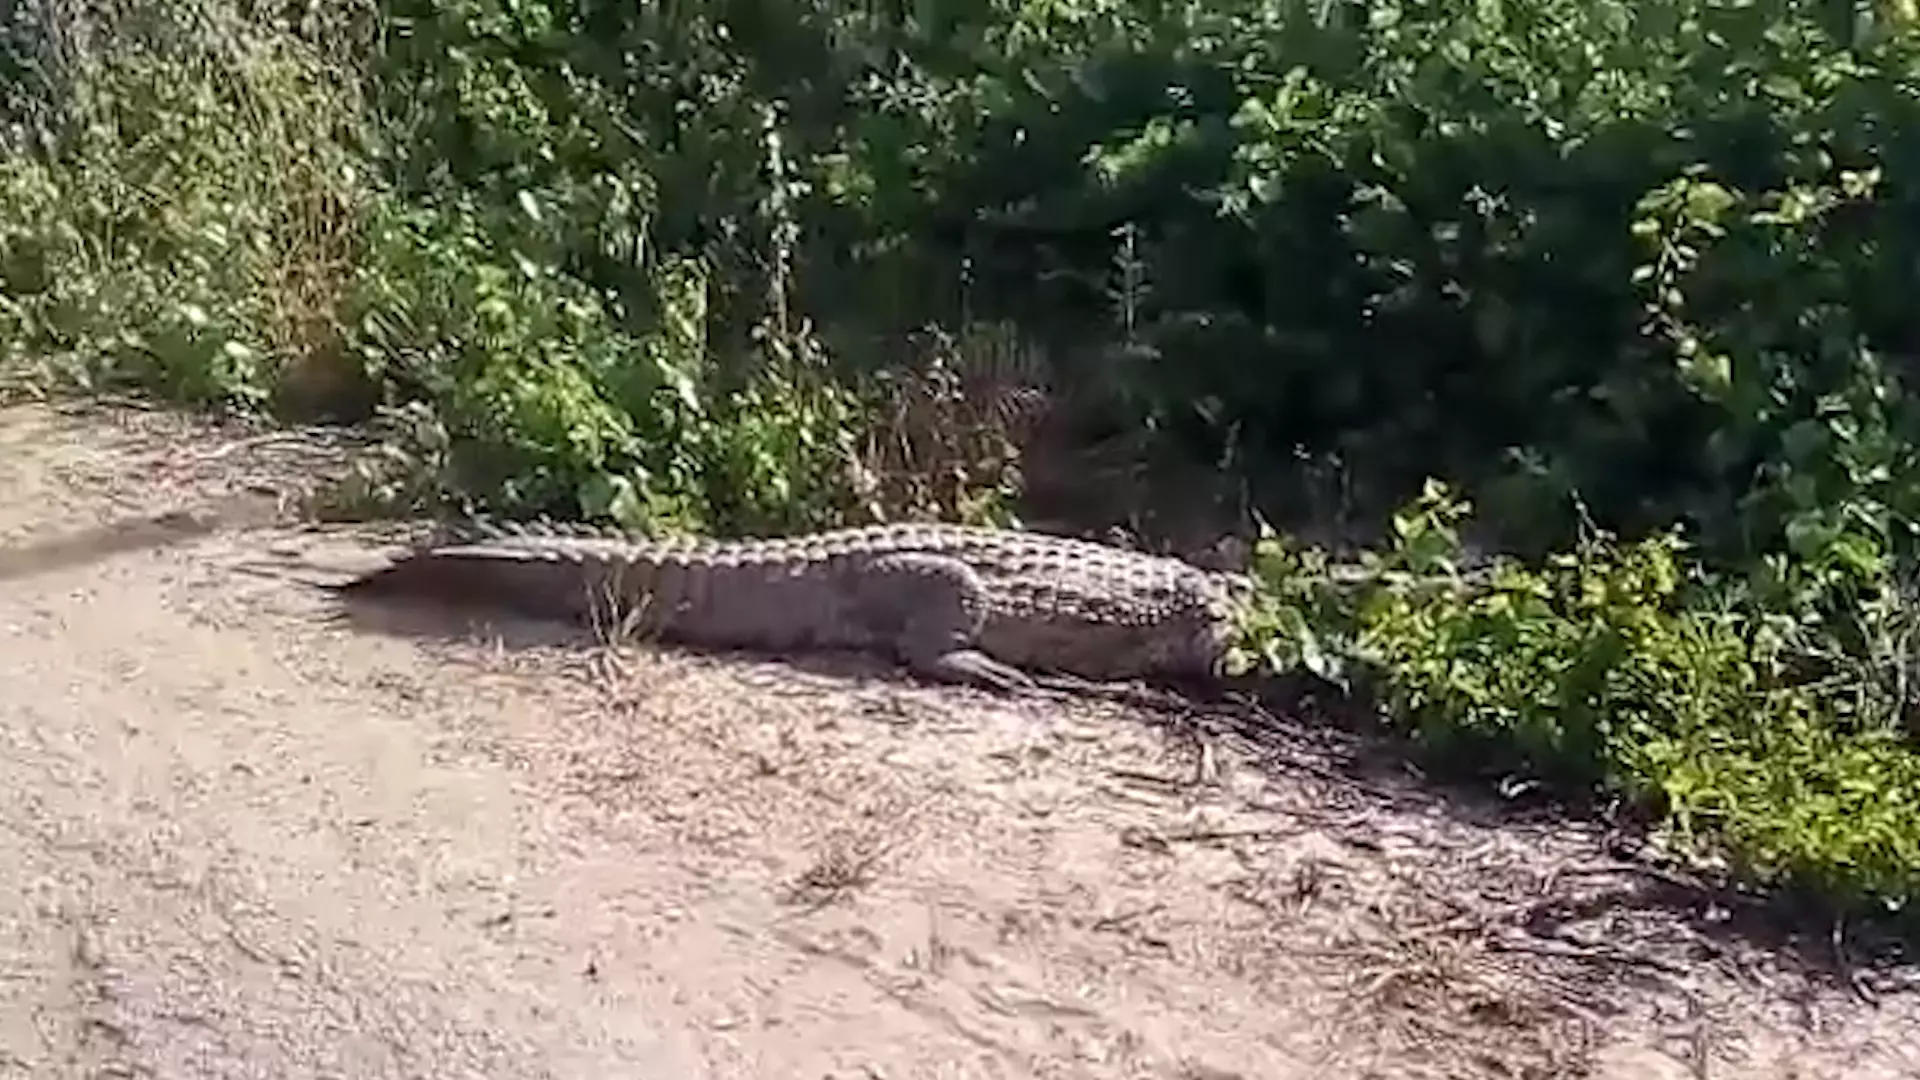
[
  {"x1": 1237, "y1": 482, "x2": 1920, "y2": 916},
  {"x1": 0, "y1": 1, "x2": 370, "y2": 410}
]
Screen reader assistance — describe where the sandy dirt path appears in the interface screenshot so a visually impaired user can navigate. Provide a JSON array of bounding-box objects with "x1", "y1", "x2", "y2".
[{"x1": 1, "y1": 400, "x2": 1917, "y2": 1079}]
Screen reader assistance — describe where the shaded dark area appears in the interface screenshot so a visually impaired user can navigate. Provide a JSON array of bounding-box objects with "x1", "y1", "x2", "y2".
[{"x1": 0, "y1": 494, "x2": 283, "y2": 581}]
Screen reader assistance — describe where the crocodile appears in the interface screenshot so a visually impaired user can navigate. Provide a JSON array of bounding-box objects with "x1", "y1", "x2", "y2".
[{"x1": 338, "y1": 520, "x2": 1255, "y2": 692}]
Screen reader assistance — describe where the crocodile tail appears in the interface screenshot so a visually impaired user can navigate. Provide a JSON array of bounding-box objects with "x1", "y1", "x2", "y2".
[{"x1": 336, "y1": 541, "x2": 604, "y2": 622}]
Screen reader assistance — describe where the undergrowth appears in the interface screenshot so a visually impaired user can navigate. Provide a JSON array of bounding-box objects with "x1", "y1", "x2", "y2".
[
  {"x1": 6, "y1": 0, "x2": 1920, "y2": 925},
  {"x1": 1235, "y1": 482, "x2": 1920, "y2": 919}
]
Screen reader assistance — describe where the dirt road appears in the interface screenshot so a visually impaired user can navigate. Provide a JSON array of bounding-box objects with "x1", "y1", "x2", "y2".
[{"x1": 0, "y1": 401, "x2": 1916, "y2": 1079}]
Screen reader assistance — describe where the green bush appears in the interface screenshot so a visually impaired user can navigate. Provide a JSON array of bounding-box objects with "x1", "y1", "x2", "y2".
[
  {"x1": 856, "y1": 0, "x2": 1920, "y2": 558},
  {"x1": 0, "y1": 0, "x2": 891, "y2": 532},
  {"x1": 1237, "y1": 482, "x2": 1920, "y2": 915},
  {"x1": 0, "y1": 4, "x2": 368, "y2": 409}
]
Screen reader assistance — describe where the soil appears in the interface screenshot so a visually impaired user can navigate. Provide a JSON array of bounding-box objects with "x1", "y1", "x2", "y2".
[{"x1": 2, "y1": 398, "x2": 1918, "y2": 1079}]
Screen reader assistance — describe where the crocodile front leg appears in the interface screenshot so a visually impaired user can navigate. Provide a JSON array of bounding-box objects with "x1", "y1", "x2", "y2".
[{"x1": 854, "y1": 552, "x2": 1035, "y2": 692}]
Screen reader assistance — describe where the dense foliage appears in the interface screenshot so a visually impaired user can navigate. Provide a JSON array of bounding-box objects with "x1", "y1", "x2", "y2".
[{"x1": 8, "y1": 0, "x2": 1920, "y2": 921}]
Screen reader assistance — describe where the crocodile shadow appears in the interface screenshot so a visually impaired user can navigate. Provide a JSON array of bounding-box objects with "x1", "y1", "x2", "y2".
[
  {"x1": 0, "y1": 508, "x2": 231, "y2": 581},
  {"x1": 327, "y1": 583, "x2": 981, "y2": 700},
  {"x1": 0, "y1": 490, "x2": 294, "y2": 583}
]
